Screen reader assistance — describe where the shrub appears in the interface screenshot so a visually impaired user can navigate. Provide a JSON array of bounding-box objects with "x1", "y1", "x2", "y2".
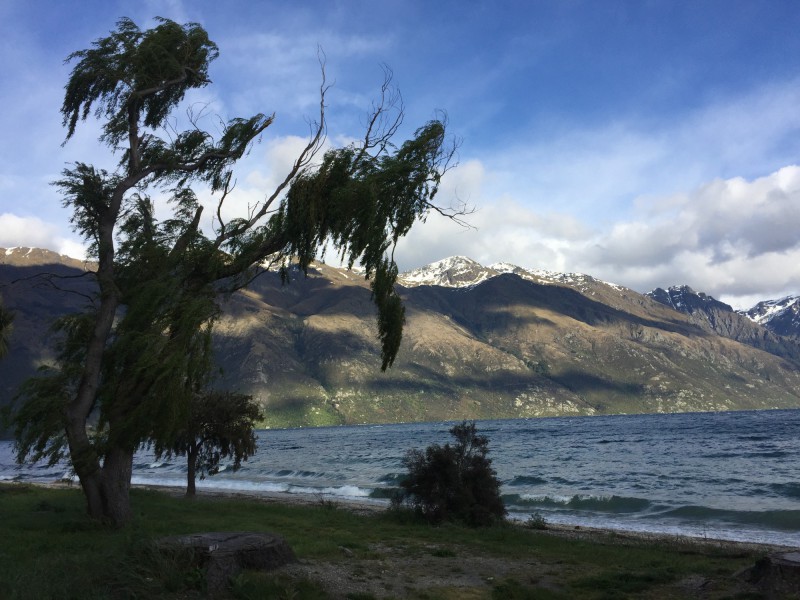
[
  {"x1": 397, "y1": 421, "x2": 506, "y2": 526},
  {"x1": 525, "y1": 512, "x2": 548, "y2": 530}
]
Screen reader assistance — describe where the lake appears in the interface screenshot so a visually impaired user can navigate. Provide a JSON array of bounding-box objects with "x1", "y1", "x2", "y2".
[{"x1": 1, "y1": 409, "x2": 798, "y2": 547}]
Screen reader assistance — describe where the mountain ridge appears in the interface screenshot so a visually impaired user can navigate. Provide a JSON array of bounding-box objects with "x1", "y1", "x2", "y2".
[{"x1": 2, "y1": 247, "x2": 800, "y2": 428}]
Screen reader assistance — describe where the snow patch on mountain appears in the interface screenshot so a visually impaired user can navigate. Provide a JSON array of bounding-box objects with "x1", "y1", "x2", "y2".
[
  {"x1": 398, "y1": 256, "x2": 494, "y2": 288},
  {"x1": 399, "y1": 256, "x2": 626, "y2": 294},
  {"x1": 741, "y1": 296, "x2": 800, "y2": 325},
  {"x1": 647, "y1": 285, "x2": 733, "y2": 314},
  {"x1": 739, "y1": 295, "x2": 800, "y2": 337}
]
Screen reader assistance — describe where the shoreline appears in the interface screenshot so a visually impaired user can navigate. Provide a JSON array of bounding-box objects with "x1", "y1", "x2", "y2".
[{"x1": 27, "y1": 479, "x2": 798, "y2": 554}]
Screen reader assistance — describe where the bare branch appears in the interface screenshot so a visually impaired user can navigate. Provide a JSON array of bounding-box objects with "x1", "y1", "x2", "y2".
[
  {"x1": 214, "y1": 173, "x2": 235, "y2": 237},
  {"x1": 9, "y1": 270, "x2": 98, "y2": 306},
  {"x1": 352, "y1": 65, "x2": 404, "y2": 168},
  {"x1": 211, "y1": 50, "x2": 330, "y2": 251},
  {"x1": 425, "y1": 201, "x2": 476, "y2": 229}
]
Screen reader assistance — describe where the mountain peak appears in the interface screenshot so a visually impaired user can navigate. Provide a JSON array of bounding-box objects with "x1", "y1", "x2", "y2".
[
  {"x1": 741, "y1": 295, "x2": 800, "y2": 337},
  {"x1": 0, "y1": 247, "x2": 90, "y2": 269},
  {"x1": 399, "y1": 256, "x2": 494, "y2": 288},
  {"x1": 648, "y1": 285, "x2": 732, "y2": 314}
]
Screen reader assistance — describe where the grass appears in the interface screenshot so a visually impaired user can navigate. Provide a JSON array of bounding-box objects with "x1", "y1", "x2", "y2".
[{"x1": 0, "y1": 483, "x2": 768, "y2": 599}]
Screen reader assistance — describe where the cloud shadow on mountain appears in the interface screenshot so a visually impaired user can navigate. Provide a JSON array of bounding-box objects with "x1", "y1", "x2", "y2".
[{"x1": 406, "y1": 274, "x2": 711, "y2": 340}]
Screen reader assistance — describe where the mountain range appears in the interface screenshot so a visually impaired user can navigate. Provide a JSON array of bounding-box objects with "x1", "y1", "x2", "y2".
[{"x1": 2, "y1": 248, "x2": 800, "y2": 428}]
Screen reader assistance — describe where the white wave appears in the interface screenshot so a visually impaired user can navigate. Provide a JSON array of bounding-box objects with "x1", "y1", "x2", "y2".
[
  {"x1": 131, "y1": 475, "x2": 184, "y2": 488},
  {"x1": 287, "y1": 484, "x2": 372, "y2": 498},
  {"x1": 519, "y1": 493, "x2": 573, "y2": 504}
]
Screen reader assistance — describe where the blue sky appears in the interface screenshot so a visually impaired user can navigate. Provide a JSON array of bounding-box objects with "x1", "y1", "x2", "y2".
[{"x1": 1, "y1": 1, "x2": 799, "y2": 308}]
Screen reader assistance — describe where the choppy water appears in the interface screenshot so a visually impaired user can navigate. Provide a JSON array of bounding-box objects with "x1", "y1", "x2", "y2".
[{"x1": 2, "y1": 410, "x2": 799, "y2": 547}]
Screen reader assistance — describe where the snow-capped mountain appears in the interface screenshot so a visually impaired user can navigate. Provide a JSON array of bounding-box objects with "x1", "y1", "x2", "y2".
[
  {"x1": 399, "y1": 256, "x2": 629, "y2": 295},
  {"x1": 646, "y1": 284, "x2": 800, "y2": 340},
  {"x1": 398, "y1": 256, "x2": 497, "y2": 288},
  {"x1": 646, "y1": 284, "x2": 800, "y2": 360},
  {"x1": 647, "y1": 285, "x2": 733, "y2": 315},
  {"x1": 741, "y1": 296, "x2": 800, "y2": 338}
]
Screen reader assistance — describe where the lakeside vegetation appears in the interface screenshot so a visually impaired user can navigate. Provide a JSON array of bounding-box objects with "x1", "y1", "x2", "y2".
[{"x1": 1, "y1": 483, "x2": 769, "y2": 599}]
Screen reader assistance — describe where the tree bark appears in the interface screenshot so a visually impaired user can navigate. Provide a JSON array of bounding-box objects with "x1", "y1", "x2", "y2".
[
  {"x1": 100, "y1": 445, "x2": 134, "y2": 525},
  {"x1": 64, "y1": 407, "x2": 135, "y2": 526},
  {"x1": 186, "y1": 443, "x2": 198, "y2": 497}
]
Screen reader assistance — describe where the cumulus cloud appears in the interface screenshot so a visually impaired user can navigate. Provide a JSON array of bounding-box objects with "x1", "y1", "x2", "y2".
[
  {"x1": 388, "y1": 77, "x2": 800, "y2": 308},
  {"x1": 569, "y1": 165, "x2": 800, "y2": 307},
  {"x1": 476, "y1": 77, "x2": 800, "y2": 234},
  {"x1": 0, "y1": 213, "x2": 86, "y2": 258},
  {"x1": 394, "y1": 160, "x2": 800, "y2": 310},
  {"x1": 394, "y1": 158, "x2": 592, "y2": 272}
]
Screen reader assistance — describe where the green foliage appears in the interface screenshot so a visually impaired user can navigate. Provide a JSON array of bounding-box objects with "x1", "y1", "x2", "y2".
[
  {"x1": 493, "y1": 578, "x2": 563, "y2": 599},
  {"x1": 397, "y1": 421, "x2": 507, "y2": 526},
  {"x1": 10, "y1": 312, "x2": 97, "y2": 467},
  {"x1": 231, "y1": 573, "x2": 328, "y2": 600},
  {"x1": 573, "y1": 568, "x2": 677, "y2": 595},
  {"x1": 10, "y1": 372, "x2": 70, "y2": 467},
  {"x1": 154, "y1": 390, "x2": 262, "y2": 493},
  {"x1": 61, "y1": 17, "x2": 218, "y2": 146},
  {"x1": 525, "y1": 512, "x2": 548, "y2": 530}
]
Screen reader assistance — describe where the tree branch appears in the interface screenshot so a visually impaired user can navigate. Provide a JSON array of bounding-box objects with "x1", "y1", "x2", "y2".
[{"x1": 212, "y1": 54, "x2": 329, "y2": 251}]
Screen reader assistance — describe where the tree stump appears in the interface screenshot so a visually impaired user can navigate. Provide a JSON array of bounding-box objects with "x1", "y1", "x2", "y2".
[
  {"x1": 739, "y1": 552, "x2": 800, "y2": 598},
  {"x1": 157, "y1": 531, "x2": 296, "y2": 597}
]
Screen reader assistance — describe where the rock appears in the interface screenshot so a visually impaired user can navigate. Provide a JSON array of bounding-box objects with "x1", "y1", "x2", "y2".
[
  {"x1": 677, "y1": 574, "x2": 710, "y2": 592},
  {"x1": 739, "y1": 552, "x2": 800, "y2": 598},
  {"x1": 157, "y1": 531, "x2": 296, "y2": 597}
]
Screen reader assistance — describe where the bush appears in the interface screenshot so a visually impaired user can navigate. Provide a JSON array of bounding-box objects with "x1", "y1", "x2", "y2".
[
  {"x1": 525, "y1": 512, "x2": 548, "y2": 530},
  {"x1": 396, "y1": 421, "x2": 506, "y2": 526}
]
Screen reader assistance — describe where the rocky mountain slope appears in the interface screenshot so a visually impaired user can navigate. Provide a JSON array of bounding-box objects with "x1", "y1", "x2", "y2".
[
  {"x1": 2, "y1": 248, "x2": 800, "y2": 428},
  {"x1": 646, "y1": 284, "x2": 800, "y2": 340},
  {"x1": 646, "y1": 286, "x2": 800, "y2": 361},
  {"x1": 740, "y1": 296, "x2": 800, "y2": 338}
]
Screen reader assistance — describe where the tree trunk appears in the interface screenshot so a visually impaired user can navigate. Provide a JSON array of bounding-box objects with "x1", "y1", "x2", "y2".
[
  {"x1": 64, "y1": 414, "x2": 134, "y2": 526},
  {"x1": 100, "y1": 446, "x2": 134, "y2": 526},
  {"x1": 186, "y1": 444, "x2": 198, "y2": 497}
]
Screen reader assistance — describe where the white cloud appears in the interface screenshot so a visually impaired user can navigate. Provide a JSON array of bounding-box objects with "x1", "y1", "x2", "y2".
[
  {"x1": 569, "y1": 165, "x2": 800, "y2": 307},
  {"x1": 475, "y1": 77, "x2": 800, "y2": 234},
  {"x1": 193, "y1": 134, "x2": 332, "y2": 236},
  {"x1": 0, "y1": 214, "x2": 59, "y2": 248},
  {"x1": 394, "y1": 158, "x2": 591, "y2": 272},
  {"x1": 396, "y1": 159, "x2": 800, "y2": 311},
  {"x1": 0, "y1": 213, "x2": 86, "y2": 259}
]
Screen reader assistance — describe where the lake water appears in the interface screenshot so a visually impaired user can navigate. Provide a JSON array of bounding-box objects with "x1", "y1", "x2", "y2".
[{"x1": 1, "y1": 409, "x2": 799, "y2": 547}]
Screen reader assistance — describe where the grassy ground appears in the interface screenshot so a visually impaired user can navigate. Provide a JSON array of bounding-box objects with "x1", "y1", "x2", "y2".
[{"x1": 0, "y1": 483, "x2": 775, "y2": 599}]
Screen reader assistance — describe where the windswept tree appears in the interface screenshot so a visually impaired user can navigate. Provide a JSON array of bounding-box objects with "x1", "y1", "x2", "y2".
[
  {"x1": 10, "y1": 17, "x2": 462, "y2": 526},
  {"x1": 155, "y1": 390, "x2": 262, "y2": 497}
]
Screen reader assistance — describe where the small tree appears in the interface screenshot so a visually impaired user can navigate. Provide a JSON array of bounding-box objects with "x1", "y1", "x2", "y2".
[
  {"x1": 398, "y1": 421, "x2": 506, "y2": 526},
  {"x1": 154, "y1": 390, "x2": 262, "y2": 497}
]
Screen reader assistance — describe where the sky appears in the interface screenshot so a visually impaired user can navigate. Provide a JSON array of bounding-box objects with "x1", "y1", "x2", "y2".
[{"x1": 1, "y1": 1, "x2": 799, "y2": 309}]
